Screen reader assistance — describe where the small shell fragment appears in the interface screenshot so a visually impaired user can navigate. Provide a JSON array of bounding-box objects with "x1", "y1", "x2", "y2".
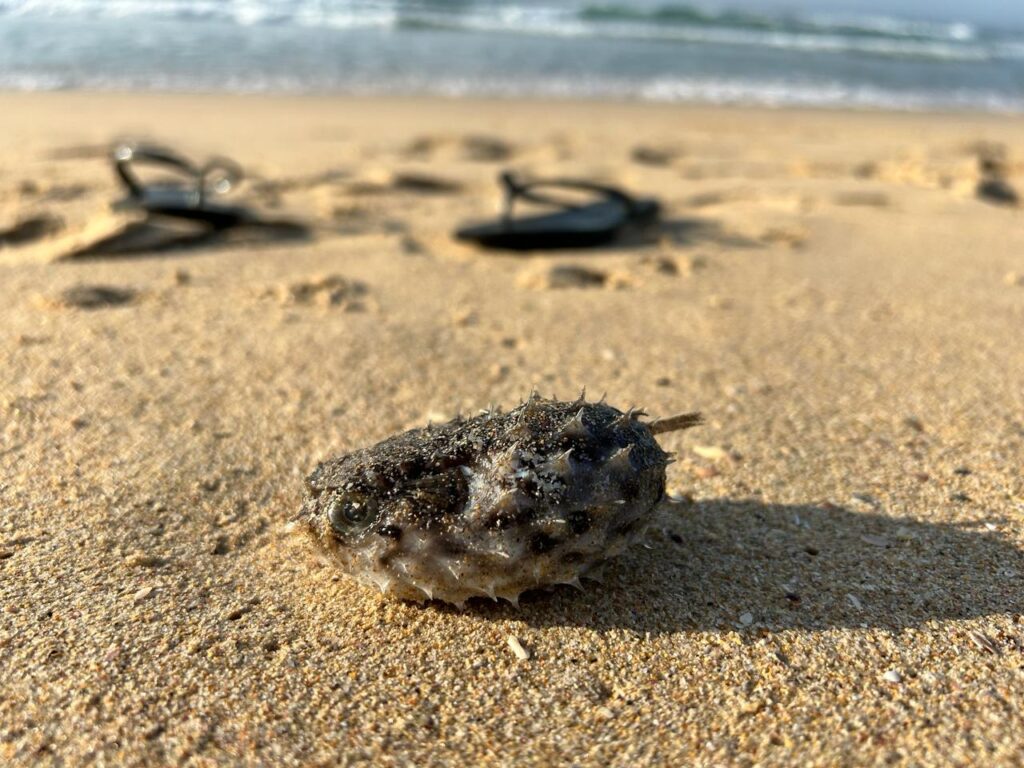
[
  {"x1": 882, "y1": 670, "x2": 902, "y2": 684},
  {"x1": 968, "y1": 630, "x2": 999, "y2": 655},
  {"x1": 507, "y1": 634, "x2": 531, "y2": 661},
  {"x1": 851, "y1": 493, "x2": 879, "y2": 509},
  {"x1": 132, "y1": 586, "x2": 156, "y2": 603},
  {"x1": 692, "y1": 445, "x2": 729, "y2": 461}
]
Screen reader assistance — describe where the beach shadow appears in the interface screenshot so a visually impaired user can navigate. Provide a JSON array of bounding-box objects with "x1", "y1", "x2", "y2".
[
  {"x1": 632, "y1": 216, "x2": 763, "y2": 250},
  {"x1": 59, "y1": 216, "x2": 311, "y2": 261},
  {"x1": 467, "y1": 498, "x2": 1023, "y2": 634},
  {"x1": 474, "y1": 216, "x2": 764, "y2": 257}
]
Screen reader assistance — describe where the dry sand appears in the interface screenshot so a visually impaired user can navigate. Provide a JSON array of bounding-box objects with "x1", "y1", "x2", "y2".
[{"x1": 1, "y1": 92, "x2": 1023, "y2": 766}]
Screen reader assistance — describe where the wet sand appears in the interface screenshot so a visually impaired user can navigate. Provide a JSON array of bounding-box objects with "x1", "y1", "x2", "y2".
[{"x1": 2, "y1": 93, "x2": 1023, "y2": 766}]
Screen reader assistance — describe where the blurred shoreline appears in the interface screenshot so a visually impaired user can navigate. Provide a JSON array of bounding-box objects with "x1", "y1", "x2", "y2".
[
  {"x1": 4, "y1": 85, "x2": 1021, "y2": 115},
  {"x1": 4, "y1": 89, "x2": 1024, "y2": 120},
  {"x1": 3, "y1": 1, "x2": 1024, "y2": 113}
]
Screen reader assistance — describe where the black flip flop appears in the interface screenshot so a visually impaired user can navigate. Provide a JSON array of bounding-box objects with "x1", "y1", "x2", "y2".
[
  {"x1": 58, "y1": 143, "x2": 309, "y2": 260},
  {"x1": 112, "y1": 142, "x2": 249, "y2": 229},
  {"x1": 455, "y1": 172, "x2": 660, "y2": 251}
]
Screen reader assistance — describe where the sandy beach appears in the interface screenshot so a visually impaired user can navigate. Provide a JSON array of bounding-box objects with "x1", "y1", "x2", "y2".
[{"x1": 2, "y1": 92, "x2": 1023, "y2": 766}]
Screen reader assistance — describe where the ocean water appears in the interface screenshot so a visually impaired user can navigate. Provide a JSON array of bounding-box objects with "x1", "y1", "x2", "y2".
[{"x1": 1, "y1": 0, "x2": 1023, "y2": 111}]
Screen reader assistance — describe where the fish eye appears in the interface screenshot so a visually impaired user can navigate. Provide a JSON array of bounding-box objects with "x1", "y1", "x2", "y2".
[{"x1": 327, "y1": 494, "x2": 378, "y2": 533}]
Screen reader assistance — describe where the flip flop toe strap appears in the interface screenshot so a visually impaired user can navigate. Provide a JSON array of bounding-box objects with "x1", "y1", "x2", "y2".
[
  {"x1": 113, "y1": 143, "x2": 243, "y2": 207},
  {"x1": 499, "y1": 171, "x2": 638, "y2": 223}
]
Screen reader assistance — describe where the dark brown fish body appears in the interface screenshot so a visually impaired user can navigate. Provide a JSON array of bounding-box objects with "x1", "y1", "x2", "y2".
[{"x1": 300, "y1": 394, "x2": 700, "y2": 606}]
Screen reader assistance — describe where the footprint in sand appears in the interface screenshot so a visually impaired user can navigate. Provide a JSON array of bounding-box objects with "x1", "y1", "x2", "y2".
[
  {"x1": 399, "y1": 235, "x2": 430, "y2": 256},
  {"x1": 46, "y1": 284, "x2": 138, "y2": 310},
  {"x1": 262, "y1": 274, "x2": 368, "y2": 310},
  {"x1": 0, "y1": 213, "x2": 65, "y2": 247},
  {"x1": 638, "y1": 253, "x2": 707, "y2": 277},
  {"x1": 343, "y1": 169, "x2": 463, "y2": 196},
  {"x1": 638, "y1": 254, "x2": 680, "y2": 275},
  {"x1": 325, "y1": 201, "x2": 405, "y2": 236},
  {"x1": 517, "y1": 263, "x2": 632, "y2": 291},
  {"x1": 403, "y1": 133, "x2": 516, "y2": 163},
  {"x1": 390, "y1": 172, "x2": 463, "y2": 194},
  {"x1": 18, "y1": 183, "x2": 92, "y2": 204},
  {"x1": 14, "y1": 180, "x2": 88, "y2": 201},
  {"x1": 403, "y1": 135, "x2": 447, "y2": 159},
  {"x1": 461, "y1": 135, "x2": 515, "y2": 163},
  {"x1": 631, "y1": 143, "x2": 685, "y2": 167}
]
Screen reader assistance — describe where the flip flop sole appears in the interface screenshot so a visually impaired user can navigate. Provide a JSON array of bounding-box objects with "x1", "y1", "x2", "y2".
[{"x1": 456, "y1": 198, "x2": 659, "y2": 251}]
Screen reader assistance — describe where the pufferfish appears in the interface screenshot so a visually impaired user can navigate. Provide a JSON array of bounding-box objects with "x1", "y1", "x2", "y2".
[{"x1": 298, "y1": 393, "x2": 701, "y2": 606}]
